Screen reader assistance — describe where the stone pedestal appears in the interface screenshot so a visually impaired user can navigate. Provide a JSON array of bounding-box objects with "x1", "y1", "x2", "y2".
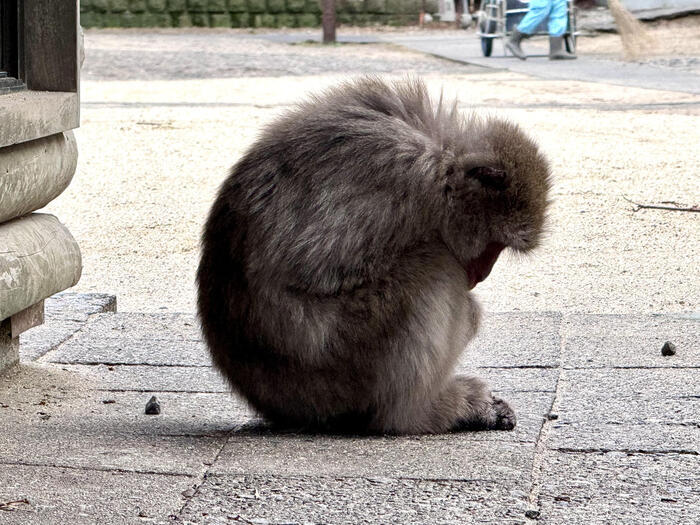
[
  {"x1": 0, "y1": 132, "x2": 82, "y2": 373},
  {"x1": 0, "y1": 319, "x2": 19, "y2": 373}
]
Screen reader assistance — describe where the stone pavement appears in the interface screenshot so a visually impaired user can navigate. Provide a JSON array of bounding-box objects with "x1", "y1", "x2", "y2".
[{"x1": 0, "y1": 294, "x2": 697, "y2": 524}]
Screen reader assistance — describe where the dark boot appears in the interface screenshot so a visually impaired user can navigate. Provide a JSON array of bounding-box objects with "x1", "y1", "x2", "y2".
[
  {"x1": 505, "y1": 28, "x2": 528, "y2": 60},
  {"x1": 549, "y1": 36, "x2": 576, "y2": 60}
]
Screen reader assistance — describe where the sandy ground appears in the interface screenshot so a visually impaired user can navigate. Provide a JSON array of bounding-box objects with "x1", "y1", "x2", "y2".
[{"x1": 43, "y1": 24, "x2": 700, "y2": 315}]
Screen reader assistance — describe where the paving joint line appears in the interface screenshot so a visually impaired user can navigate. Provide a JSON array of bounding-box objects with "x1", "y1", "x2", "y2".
[
  {"x1": 525, "y1": 316, "x2": 566, "y2": 520},
  {"x1": 0, "y1": 459, "x2": 197, "y2": 478}
]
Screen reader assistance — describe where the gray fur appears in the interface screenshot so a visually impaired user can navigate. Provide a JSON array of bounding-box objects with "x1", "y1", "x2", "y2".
[{"x1": 197, "y1": 76, "x2": 551, "y2": 434}]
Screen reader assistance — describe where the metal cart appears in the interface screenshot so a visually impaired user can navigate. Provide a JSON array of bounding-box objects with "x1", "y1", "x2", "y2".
[{"x1": 476, "y1": 0, "x2": 578, "y2": 57}]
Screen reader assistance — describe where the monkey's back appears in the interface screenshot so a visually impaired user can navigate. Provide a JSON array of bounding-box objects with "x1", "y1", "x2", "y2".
[{"x1": 197, "y1": 77, "x2": 470, "y2": 426}]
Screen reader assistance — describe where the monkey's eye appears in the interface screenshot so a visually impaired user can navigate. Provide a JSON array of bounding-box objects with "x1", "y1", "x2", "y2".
[{"x1": 468, "y1": 167, "x2": 508, "y2": 191}]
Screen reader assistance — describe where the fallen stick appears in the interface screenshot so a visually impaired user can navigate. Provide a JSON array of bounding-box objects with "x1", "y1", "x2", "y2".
[
  {"x1": 0, "y1": 499, "x2": 30, "y2": 512},
  {"x1": 623, "y1": 196, "x2": 700, "y2": 213}
]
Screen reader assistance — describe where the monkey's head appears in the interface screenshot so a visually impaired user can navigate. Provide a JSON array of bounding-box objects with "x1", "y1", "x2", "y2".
[{"x1": 439, "y1": 118, "x2": 551, "y2": 289}]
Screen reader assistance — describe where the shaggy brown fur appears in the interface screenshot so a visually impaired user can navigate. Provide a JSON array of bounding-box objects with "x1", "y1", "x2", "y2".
[{"x1": 197, "y1": 77, "x2": 551, "y2": 434}]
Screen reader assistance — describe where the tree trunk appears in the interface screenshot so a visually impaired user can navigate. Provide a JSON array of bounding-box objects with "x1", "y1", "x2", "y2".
[{"x1": 322, "y1": 0, "x2": 336, "y2": 44}]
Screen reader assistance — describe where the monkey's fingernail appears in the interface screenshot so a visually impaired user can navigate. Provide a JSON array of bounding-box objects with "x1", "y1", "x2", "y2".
[
  {"x1": 145, "y1": 395, "x2": 161, "y2": 415},
  {"x1": 661, "y1": 341, "x2": 677, "y2": 356}
]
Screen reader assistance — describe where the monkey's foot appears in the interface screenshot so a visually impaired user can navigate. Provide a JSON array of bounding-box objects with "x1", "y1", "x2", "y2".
[
  {"x1": 452, "y1": 380, "x2": 517, "y2": 432},
  {"x1": 491, "y1": 397, "x2": 516, "y2": 430}
]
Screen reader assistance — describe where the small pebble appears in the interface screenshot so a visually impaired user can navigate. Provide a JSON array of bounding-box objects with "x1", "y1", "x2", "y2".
[
  {"x1": 546, "y1": 413, "x2": 559, "y2": 421},
  {"x1": 661, "y1": 341, "x2": 677, "y2": 356},
  {"x1": 102, "y1": 399, "x2": 116, "y2": 404},
  {"x1": 145, "y1": 396, "x2": 161, "y2": 415},
  {"x1": 525, "y1": 509, "x2": 540, "y2": 519}
]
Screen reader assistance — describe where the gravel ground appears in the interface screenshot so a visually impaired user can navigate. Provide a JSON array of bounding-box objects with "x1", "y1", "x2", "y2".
[
  {"x1": 44, "y1": 27, "x2": 699, "y2": 314},
  {"x1": 577, "y1": 14, "x2": 700, "y2": 74}
]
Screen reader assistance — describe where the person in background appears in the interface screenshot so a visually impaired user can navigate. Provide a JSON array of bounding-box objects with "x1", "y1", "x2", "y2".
[{"x1": 505, "y1": 0, "x2": 576, "y2": 60}]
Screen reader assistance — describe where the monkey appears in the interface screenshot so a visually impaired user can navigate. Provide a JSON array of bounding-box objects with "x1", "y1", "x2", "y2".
[{"x1": 196, "y1": 76, "x2": 551, "y2": 435}]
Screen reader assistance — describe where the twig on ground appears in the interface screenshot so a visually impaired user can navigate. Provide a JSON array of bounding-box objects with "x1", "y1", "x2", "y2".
[
  {"x1": 0, "y1": 499, "x2": 30, "y2": 512},
  {"x1": 623, "y1": 196, "x2": 700, "y2": 213}
]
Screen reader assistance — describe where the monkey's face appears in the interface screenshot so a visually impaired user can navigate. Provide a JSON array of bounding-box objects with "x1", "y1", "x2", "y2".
[{"x1": 440, "y1": 119, "x2": 551, "y2": 287}]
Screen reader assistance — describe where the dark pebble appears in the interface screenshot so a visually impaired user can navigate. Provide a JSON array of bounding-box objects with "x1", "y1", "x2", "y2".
[
  {"x1": 661, "y1": 341, "x2": 677, "y2": 356},
  {"x1": 525, "y1": 509, "x2": 540, "y2": 519},
  {"x1": 546, "y1": 413, "x2": 559, "y2": 420},
  {"x1": 102, "y1": 399, "x2": 116, "y2": 404},
  {"x1": 145, "y1": 396, "x2": 161, "y2": 415}
]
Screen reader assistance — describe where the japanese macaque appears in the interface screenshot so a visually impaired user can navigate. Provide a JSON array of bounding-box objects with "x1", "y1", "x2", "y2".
[{"x1": 197, "y1": 77, "x2": 551, "y2": 434}]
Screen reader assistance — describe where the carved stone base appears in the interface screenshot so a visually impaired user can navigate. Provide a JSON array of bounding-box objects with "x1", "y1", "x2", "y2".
[{"x1": 0, "y1": 318, "x2": 19, "y2": 373}]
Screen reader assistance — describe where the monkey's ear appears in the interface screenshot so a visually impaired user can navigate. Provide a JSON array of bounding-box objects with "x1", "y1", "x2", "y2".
[{"x1": 467, "y1": 166, "x2": 509, "y2": 191}]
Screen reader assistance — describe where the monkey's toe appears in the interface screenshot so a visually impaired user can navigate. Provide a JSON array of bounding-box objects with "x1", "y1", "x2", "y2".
[{"x1": 491, "y1": 397, "x2": 516, "y2": 431}]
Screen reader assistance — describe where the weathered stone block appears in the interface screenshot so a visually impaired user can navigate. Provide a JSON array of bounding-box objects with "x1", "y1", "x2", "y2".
[
  {"x1": 275, "y1": 13, "x2": 296, "y2": 26},
  {"x1": 286, "y1": 0, "x2": 306, "y2": 13},
  {"x1": 0, "y1": 319, "x2": 19, "y2": 374},
  {"x1": 129, "y1": 0, "x2": 147, "y2": 12},
  {"x1": 227, "y1": 0, "x2": 247, "y2": 12},
  {"x1": 365, "y1": 0, "x2": 386, "y2": 14},
  {"x1": 296, "y1": 12, "x2": 318, "y2": 25},
  {"x1": 305, "y1": 0, "x2": 321, "y2": 14},
  {"x1": 230, "y1": 12, "x2": 250, "y2": 26},
  {"x1": 109, "y1": 0, "x2": 130, "y2": 12},
  {"x1": 208, "y1": 0, "x2": 228, "y2": 11},
  {"x1": 247, "y1": 0, "x2": 266, "y2": 13},
  {"x1": 267, "y1": 0, "x2": 285, "y2": 13},
  {"x1": 168, "y1": 0, "x2": 187, "y2": 11},
  {"x1": 147, "y1": 0, "x2": 168, "y2": 12},
  {"x1": 187, "y1": 0, "x2": 209, "y2": 12},
  {"x1": 0, "y1": 214, "x2": 82, "y2": 322},
  {"x1": 0, "y1": 132, "x2": 78, "y2": 224},
  {"x1": 210, "y1": 13, "x2": 232, "y2": 26}
]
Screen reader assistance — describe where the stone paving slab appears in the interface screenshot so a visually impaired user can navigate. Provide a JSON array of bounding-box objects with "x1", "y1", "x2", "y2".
[
  {"x1": 177, "y1": 474, "x2": 530, "y2": 525},
  {"x1": 59, "y1": 363, "x2": 231, "y2": 393},
  {"x1": 0, "y1": 464, "x2": 193, "y2": 525},
  {"x1": 562, "y1": 334, "x2": 699, "y2": 369},
  {"x1": 0, "y1": 366, "x2": 234, "y2": 475},
  {"x1": 556, "y1": 368, "x2": 700, "y2": 425},
  {"x1": 20, "y1": 292, "x2": 117, "y2": 361},
  {"x1": 549, "y1": 422, "x2": 699, "y2": 453},
  {"x1": 2, "y1": 300, "x2": 699, "y2": 523},
  {"x1": 538, "y1": 450, "x2": 700, "y2": 525},
  {"x1": 214, "y1": 433, "x2": 535, "y2": 481},
  {"x1": 467, "y1": 312, "x2": 562, "y2": 368},
  {"x1": 44, "y1": 336, "x2": 212, "y2": 367}
]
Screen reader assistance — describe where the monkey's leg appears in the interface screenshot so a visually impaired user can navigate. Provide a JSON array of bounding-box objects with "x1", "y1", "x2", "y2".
[{"x1": 365, "y1": 247, "x2": 517, "y2": 435}]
